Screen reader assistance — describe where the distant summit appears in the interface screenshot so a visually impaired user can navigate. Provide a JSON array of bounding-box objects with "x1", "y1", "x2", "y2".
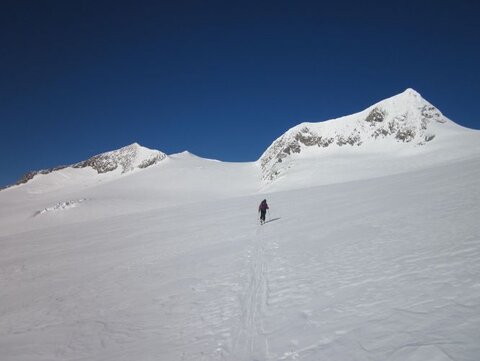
[
  {"x1": 73, "y1": 143, "x2": 166, "y2": 174},
  {"x1": 259, "y1": 88, "x2": 461, "y2": 180},
  {"x1": 12, "y1": 143, "x2": 166, "y2": 187}
]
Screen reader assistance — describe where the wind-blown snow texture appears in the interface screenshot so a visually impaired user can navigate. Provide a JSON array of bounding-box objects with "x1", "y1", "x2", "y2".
[{"x1": 1, "y1": 89, "x2": 480, "y2": 361}]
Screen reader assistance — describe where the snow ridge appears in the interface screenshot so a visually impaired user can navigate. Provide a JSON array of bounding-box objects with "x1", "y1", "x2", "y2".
[
  {"x1": 260, "y1": 88, "x2": 452, "y2": 181},
  {"x1": 10, "y1": 143, "x2": 166, "y2": 187},
  {"x1": 72, "y1": 143, "x2": 166, "y2": 174}
]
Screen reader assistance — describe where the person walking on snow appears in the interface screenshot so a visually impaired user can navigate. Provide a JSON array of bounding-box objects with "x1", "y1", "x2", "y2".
[{"x1": 258, "y1": 199, "x2": 269, "y2": 224}]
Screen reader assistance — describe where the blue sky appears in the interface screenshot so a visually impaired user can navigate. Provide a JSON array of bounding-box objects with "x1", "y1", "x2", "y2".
[{"x1": 1, "y1": 0, "x2": 479, "y2": 187}]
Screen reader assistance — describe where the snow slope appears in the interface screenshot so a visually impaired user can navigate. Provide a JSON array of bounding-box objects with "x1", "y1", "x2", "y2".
[
  {"x1": 1, "y1": 155, "x2": 479, "y2": 361},
  {"x1": 1, "y1": 89, "x2": 480, "y2": 360},
  {"x1": 0, "y1": 151, "x2": 260, "y2": 236}
]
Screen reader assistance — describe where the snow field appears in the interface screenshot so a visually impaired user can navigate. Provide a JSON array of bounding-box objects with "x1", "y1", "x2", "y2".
[
  {"x1": 261, "y1": 159, "x2": 480, "y2": 360},
  {"x1": 1, "y1": 156, "x2": 479, "y2": 360}
]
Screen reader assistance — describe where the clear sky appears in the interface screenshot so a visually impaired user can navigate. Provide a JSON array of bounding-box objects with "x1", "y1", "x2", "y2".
[{"x1": 1, "y1": 0, "x2": 479, "y2": 187}]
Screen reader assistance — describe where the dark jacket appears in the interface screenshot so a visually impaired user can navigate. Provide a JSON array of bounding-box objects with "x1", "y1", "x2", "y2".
[{"x1": 258, "y1": 200, "x2": 269, "y2": 212}]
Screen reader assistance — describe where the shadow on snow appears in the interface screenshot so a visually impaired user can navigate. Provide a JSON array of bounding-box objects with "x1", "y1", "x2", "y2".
[{"x1": 264, "y1": 217, "x2": 281, "y2": 224}]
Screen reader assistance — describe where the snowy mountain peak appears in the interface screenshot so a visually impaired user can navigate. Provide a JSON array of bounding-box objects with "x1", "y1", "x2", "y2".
[
  {"x1": 73, "y1": 143, "x2": 167, "y2": 174},
  {"x1": 259, "y1": 89, "x2": 460, "y2": 181},
  {"x1": 371, "y1": 88, "x2": 435, "y2": 114},
  {"x1": 175, "y1": 150, "x2": 197, "y2": 157},
  {"x1": 11, "y1": 143, "x2": 167, "y2": 187},
  {"x1": 124, "y1": 142, "x2": 142, "y2": 150},
  {"x1": 400, "y1": 87, "x2": 421, "y2": 98}
]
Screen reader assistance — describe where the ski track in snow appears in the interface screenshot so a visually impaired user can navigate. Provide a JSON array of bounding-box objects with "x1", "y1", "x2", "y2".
[{"x1": 230, "y1": 225, "x2": 271, "y2": 361}]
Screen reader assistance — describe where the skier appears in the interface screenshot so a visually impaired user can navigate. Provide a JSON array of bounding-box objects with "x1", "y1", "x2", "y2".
[{"x1": 258, "y1": 199, "x2": 269, "y2": 224}]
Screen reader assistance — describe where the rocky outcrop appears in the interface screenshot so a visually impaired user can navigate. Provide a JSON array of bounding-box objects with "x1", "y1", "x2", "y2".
[{"x1": 365, "y1": 107, "x2": 386, "y2": 124}]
